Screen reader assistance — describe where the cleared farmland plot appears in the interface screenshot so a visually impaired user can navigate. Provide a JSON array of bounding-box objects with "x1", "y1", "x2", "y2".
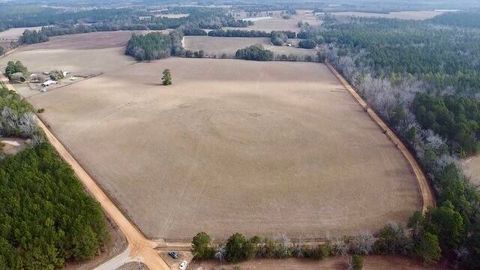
[
  {"x1": 0, "y1": 32, "x2": 137, "y2": 76},
  {"x1": 228, "y1": 10, "x2": 321, "y2": 32},
  {"x1": 0, "y1": 26, "x2": 42, "y2": 41},
  {"x1": 183, "y1": 36, "x2": 316, "y2": 57},
  {"x1": 5, "y1": 34, "x2": 422, "y2": 240}
]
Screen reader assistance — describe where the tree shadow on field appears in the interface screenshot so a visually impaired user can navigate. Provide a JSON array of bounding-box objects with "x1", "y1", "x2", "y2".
[{"x1": 143, "y1": 82, "x2": 167, "y2": 87}]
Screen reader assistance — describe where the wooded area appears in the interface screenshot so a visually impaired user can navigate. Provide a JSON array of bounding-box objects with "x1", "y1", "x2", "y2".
[
  {"x1": 0, "y1": 85, "x2": 109, "y2": 269},
  {"x1": 317, "y1": 15, "x2": 480, "y2": 268},
  {"x1": 125, "y1": 32, "x2": 183, "y2": 61},
  {"x1": 235, "y1": 45, "x2": 274, "y2": 61}
]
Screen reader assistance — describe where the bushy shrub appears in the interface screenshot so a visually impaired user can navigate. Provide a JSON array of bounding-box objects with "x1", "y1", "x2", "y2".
[
  {"x1": 348, "y1": 233, "x2": 375, "y2": 255},
  {"x1": 302, "y1": 244, "x2": 331, "y2": 260},
  {"x1": 413, "y1": 232, "x2": 441, "y2": 264},
  {"x1": 373, "y1": 223, "x2": 411, "y2": 255},
  {"x1": 271, "y1": 31, "x2": 288, "y2": 46},
  {"x1": 298, "y1": 39, "x2": 316, "y2": 49},
  {"x1": 5, "y1": 61, "x2": 28, "y2": 80},
  {"x1": 225, "y1": 233, "x2": 257, "y2": 263},
  {"x1": 192, "y1": 232, "x2": 215, "y2": 259},
  {"x1": 350, "y1": 255, "x2": 364, "y2": 270},
  {"x1": 49, "y1": 70, "x2": 65, "y2": 81}
]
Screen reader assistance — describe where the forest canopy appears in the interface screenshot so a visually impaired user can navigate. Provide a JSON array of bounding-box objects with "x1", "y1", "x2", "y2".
[
  {"x1": 235, "y1": 45, "x2": 274, "y2": 61},
  {"x1": 0, "y1": 85, "x2": 108, "y2": 269},
  {"x1": 316, "y1": 15, "x2": 480, "y2": 268},
  {"x1": 125, "y1": 31, "x2": 183, "y2": 61}
]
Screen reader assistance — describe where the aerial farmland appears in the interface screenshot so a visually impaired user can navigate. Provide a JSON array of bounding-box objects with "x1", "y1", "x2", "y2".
[
  {"x1": 4, "y1": 1, "x2": 479, "y2": 268},
  {"x1": 1, "y1": 32, "x2": 421, "y2": 241}
]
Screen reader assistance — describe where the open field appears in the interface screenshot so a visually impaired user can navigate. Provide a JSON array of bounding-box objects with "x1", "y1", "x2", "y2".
[
  {"x1": 329, "y1": 10, "x2": 449, "y2": 20},
  {"x1": 0, "y1": 47, "x2": 133, "y2": 76},
  {"x1": 227, "y1": 10, "x2": 320, "y2": 32},
  {"x1": 189, "y1": 256, "x2": 443, "y2": 270},
  {"x1": 0, "y1": 32, "x2": 137, "y2": 76},
  {"x1": 184, "y1": 36, "x2": 316, "y2": 57},
  {"x1": 22, "y1": 31, "x2": 135, "y2": 50},
  {"x1": 5, "y1": 34, "x2": 422, "y2": 241},
  {"x1": 154, "y1": 13, "x2": 189, "y2": 18},
  {"x1": 461, "y1": 157, "x2": 480, "y2": 187},
  {"x1": 0, "y1": 27, "x2": 42, "y2": 41}
]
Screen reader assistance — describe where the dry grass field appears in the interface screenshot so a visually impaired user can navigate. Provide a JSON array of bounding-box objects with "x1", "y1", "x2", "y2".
[
  {"x1": 2, "y1": 32, "x2": 421, "y2": 242},
  {"x1": 0, "y1": 32, "x2": 137, "y2": 76},
  {"x1": 329, "y1": 10, "x2": 448, "y2": 20},
  {"x1": 461, "y1": 157, "x2": 480, "y2": 187},
  {"x1": 228, "y1": 10, "x2": 320, "y2": 32},
  {"x1": 183, "y1": 36, "x2": 316, "y2": 57},
  {"x1": 23, "y1": 31, "x2": 135, "y2": 50},
  {"x1": 0, "y1": 27, "x2": 42, "y2": 41},
  {"x1": 0, "y1": 27, "x2": 43, "y2": 50},
  {"x1": 4, "y1": 33, "x2": 422, "y2": 240}
]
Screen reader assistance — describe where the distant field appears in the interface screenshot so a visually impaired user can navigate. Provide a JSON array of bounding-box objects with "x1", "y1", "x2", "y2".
[
  {"x1": 329, "y1": 10, "x2": 448, "y2": 20},
  {"x1": 22, "y1": 31, "x2": 136, "y2": 50},
  {"x1": 0, "y1": 47, "x2": 133, "y2": 76},
  {"x1": 4, "y1": 32, "x2": 421, "y2": 241},
  {"x1": 183, "y1": 36, "x2": 316, "y2": 57},
  {"x1": 0, "y1": 31, "x2": 137, "y2": 76},
  {"x1": 227, "y1": 10, "x2": 321, "y2": 32},
  {"x1": 154, "y1": 13, "x2": 189, "y2": 18},
  {"x1": 0, "y1": 27, "x2": 42, "y2": 41}
]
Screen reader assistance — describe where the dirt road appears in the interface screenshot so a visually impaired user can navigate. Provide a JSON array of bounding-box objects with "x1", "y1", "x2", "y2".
[
  {"x1": 0, "y1": 72, "x2": 170, "y2": 270},
  {"x1": 325, "y1": 62, "x2": 436, "y2": 212},
  {"x1": 36, "y1": 118, "x2": 170, "y2": 269}
]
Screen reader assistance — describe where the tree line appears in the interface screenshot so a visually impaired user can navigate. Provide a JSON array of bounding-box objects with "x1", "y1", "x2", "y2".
[
  {"x1": 318, "y1": 16, "x2": 480, "y2": 269},
  {"x1": 190, "y1": 224, "x2": 442, "y2": 268},
  {"x1": 0, "y1": 85, "x2": 109, "y2": 269},
  {"x1": 318, "y1": 17, "x2": 480, "y2": 155},
  {"x1": 429, "y1": 11, "x2": 480, "y2": 28},
  {"x1": 7, "y1": 6, "x2": 251, "y2": 45}
]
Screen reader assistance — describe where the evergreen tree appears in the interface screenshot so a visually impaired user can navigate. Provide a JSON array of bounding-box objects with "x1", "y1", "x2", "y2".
[{"x1": 162, "y1": 69, "x2": 172, "y2": 85}]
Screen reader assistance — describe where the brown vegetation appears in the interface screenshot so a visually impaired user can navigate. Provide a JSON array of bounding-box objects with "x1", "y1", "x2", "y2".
[
  {"x1": 24, "y1": 52, "x2": 420, "y2": 240},
  {"x1": 183, "y1": 36, "x2": 316, "y2": 58}
]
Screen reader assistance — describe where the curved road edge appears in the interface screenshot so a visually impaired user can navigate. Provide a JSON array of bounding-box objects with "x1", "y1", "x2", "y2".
[{"x1": 325, "y1": 62, "x2": 436, "y2": 213}]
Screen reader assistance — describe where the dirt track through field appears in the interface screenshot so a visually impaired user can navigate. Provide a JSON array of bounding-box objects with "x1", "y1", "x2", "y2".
[{"x1": 325, "y1": 62, "x2": 435, "y2": 212}]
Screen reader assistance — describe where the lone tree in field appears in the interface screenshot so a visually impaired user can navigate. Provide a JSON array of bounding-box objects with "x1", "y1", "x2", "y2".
[{"x1": 162, "y1": 69, "x2": 172, "y2": 85}]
